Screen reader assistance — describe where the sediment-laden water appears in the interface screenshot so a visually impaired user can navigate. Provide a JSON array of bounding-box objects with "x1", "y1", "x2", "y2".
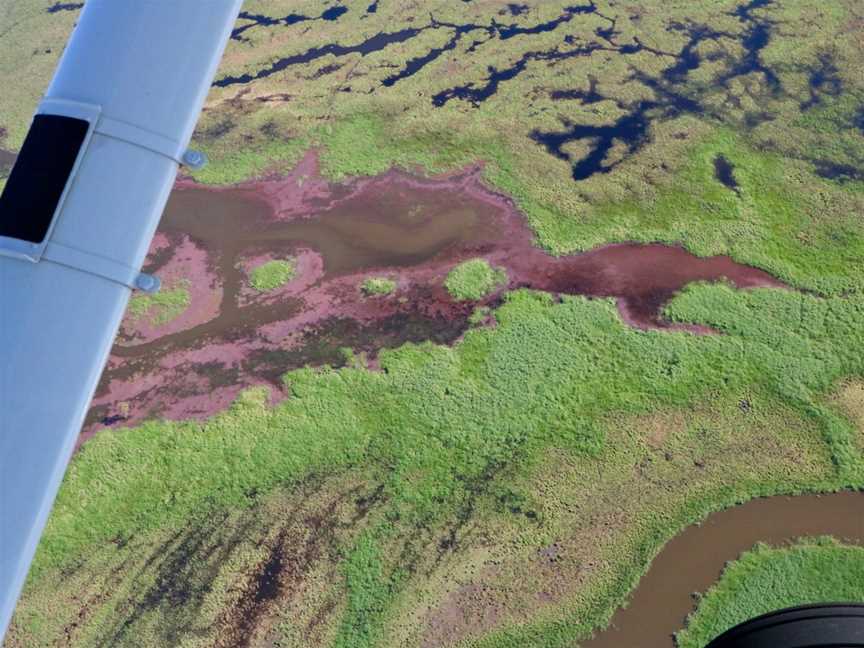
[{"x1": 85, "y1": 152, "x2": 784, "y2": 439}]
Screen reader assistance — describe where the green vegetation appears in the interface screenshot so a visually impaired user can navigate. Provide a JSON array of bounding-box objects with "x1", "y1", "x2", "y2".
[
  {"x1": 9, "y1": 284, "x2": 864, "y2": 646},
  {"x1": 444, "y1": 259, "x2": 507, "y2": 301},
  {"x1": 335, "y1": 529, "x2": 398, "y2": 648},
  {"x1": 250, "y1": 258, "x2": 296, "y2": 291},
  {"x1": 361, "y1": 277, "x2": 397, "y2": 296},
  {"x1": 833, "y1": 380, "x2": 864, "y2": 457},
  {"x1": 191, "y1": 133, "x2": 309, "y2": 186},
  {"x1": 469, "y1": 305, "x2": 492, "y2": 326},
  {"x1": 126, "y1": 281, "x2": 190, "y2": 327},
  {"x1": 677, "y1": 538, "x2": 864, "y2": 648}
]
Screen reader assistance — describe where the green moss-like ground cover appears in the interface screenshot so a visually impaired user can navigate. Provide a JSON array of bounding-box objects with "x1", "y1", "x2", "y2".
[
  {"x1": 8, "y1": 284, "x2": 864, "y2": 647},
  {"x1": 677, "y1": 538, "x2": 864, "y2": 648},
  {"x1": 125, "y1": 281, "x2": 191, "y2": 327},
  {"x1": 250, "y1": 258, "x2": 296, "y2": 291},
  {"x1": 362, "y1": 277, "x2": 396, "y2": 296},
  {"x1": 444, "y1": 259, "x2": 507, "y2": 301},
  {"x1": 445, "y1": 259, "x2": 508, "y2": 301}
]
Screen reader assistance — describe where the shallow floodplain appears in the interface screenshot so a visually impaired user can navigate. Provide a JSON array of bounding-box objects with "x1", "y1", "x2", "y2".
[{"x1": 85, "y1": 159, "x2": 787, "y2": 435}]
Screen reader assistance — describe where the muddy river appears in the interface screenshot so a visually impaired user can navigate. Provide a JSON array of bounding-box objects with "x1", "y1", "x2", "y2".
[{"x1": 582, "y1": 490, "x2": 864, "y2": 648}]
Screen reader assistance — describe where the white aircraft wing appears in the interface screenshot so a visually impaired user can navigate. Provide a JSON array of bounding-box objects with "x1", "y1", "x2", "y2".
[{"x1": 0, "y1": 0, "x2": 243, "y2": 638}]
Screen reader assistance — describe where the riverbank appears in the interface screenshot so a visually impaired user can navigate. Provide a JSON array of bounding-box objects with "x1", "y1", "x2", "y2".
[
  {"x1": 676, "y1": 535, "x2": 864, "y2": 648},
  {"x1": 584, "y1": 492, "x2": 864, "y2": 648}
]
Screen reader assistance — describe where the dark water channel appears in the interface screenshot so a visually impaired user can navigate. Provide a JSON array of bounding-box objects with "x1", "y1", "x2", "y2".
[
  {"x1": 582, "y1": 490, "x2": 864, "y2": 648},
  {"x1": 713, "y1": 154, "x2": 739, "y2": 193}
]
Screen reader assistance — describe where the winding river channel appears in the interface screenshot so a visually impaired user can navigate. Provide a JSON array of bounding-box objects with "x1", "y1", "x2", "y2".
[{"x1": 582, "y1": 490, "x2": 864, "y2": 648}]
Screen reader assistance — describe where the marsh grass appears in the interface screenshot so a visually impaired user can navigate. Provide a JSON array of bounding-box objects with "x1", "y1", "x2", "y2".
[
  {"x1": 11, "y1": 285, "x2": 863, "y2": 647},
  {"x1": 126, "y1": 281, "x2": 191, "y2": 327},
  {"x1": 445, "y1": 259, "x2": 507, "y2": 301},
  {"x1": 361, "y1": 277, "x2": 396, "y2": 296},
  {"x1": 250, "y1": 258, "x2": 296, "y2": 292}
]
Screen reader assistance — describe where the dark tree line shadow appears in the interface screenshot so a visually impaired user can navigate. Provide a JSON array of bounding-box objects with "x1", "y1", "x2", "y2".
[{"x1": 79, "y1": 477, "x2": 387, "y2": 647}]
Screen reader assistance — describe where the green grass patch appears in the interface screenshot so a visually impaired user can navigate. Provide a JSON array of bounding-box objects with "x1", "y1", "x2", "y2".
[
  {"x1": 126, "y1": 281, "x2": 190, "y2": 327},
  {"x1": 333, "y1": 529, "x2": 405, "y2": 648},
  {"x1": 677, "y1": 538, "x2": 864, "y2": 648},
  {"x1": 14, "y1": 284, "x2": 864, "y2": 646},
  {"x1": 189, "y1": 135, "x2": 310, "y2": 185},
  {"x1": 444, "y1": 259, "x2": 507, "y2": 301},
  {"x1": 249, "y1": 258, "x2": 296, "y2": 292},
  {"x1": 361, "y1": 277, "x2": 397, "y2": 296}
]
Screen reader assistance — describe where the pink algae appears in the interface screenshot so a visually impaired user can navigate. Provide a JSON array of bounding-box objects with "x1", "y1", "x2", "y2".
[{"x1": 83, "y1": 151, "x2": 786, "y2": 444}]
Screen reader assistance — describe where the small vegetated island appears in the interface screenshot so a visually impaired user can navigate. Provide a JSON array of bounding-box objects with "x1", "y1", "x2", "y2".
[
  {"x1": 126, "y1": 280, "x2": 191, "y2": 327},
  {"x1": 361, "y1": 276, "x2": 396, "y2": 296},
  {"x1": 445, "y1": 258, "x2": 507, "y2": 301},
  {"x1": 250, "y1": 258, "x2": 296, "y2": 291},
  {"x1": 1, "y1": 1, "x2": 863, "y2": 648}
]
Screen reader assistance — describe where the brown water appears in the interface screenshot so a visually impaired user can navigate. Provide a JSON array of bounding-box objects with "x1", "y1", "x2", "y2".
[
  {"x1": 127, "y1": 173, "x2": 782, "y2": 356},
  {"x1": 530, "y1": 243, "x2": 783, "y2": 329},
  {"x1": 581, "y1": 490, "x2": 864, "y2": 648},
  {"x1": 165, "y1": 180, "x2": 499, "y2": 274},
  {"x1": 110, "y1": 175, "x2": 503, "y2": 360},
  {"x1": 89, "y1": 161, "x2": 787, "y2": 437}
]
